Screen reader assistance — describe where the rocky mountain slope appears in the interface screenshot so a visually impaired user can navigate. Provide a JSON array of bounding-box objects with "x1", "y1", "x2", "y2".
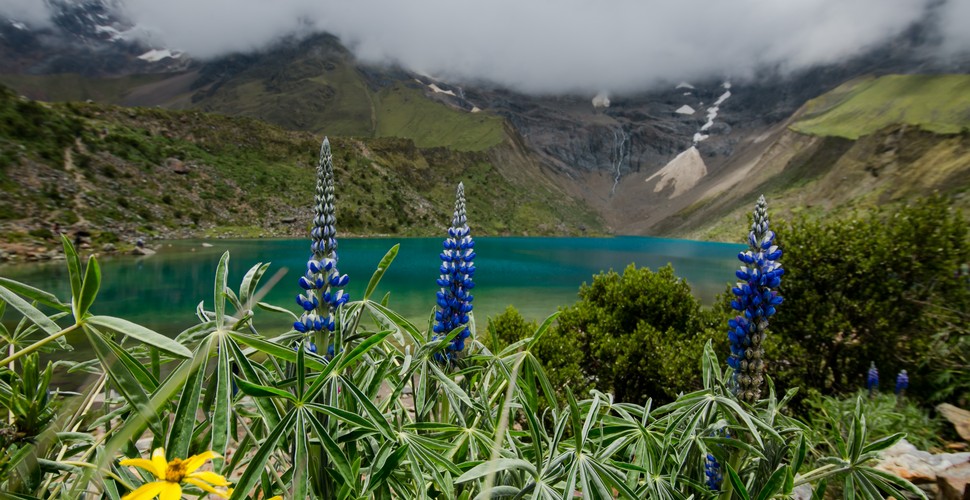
[
  {"x1": 0, "y1": 85, "x2": 603, "y2": 261},
  {"x1": 0, "y1": 3, "x2": 968, "y2": 242}
]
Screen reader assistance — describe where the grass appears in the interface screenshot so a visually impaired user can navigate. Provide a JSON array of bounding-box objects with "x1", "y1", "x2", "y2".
[
  {"x1": 0, "y1": 73, "x2": 170, "y2": 104},
  {"x1": 374, "y1": 84, "x2": 506, "y2": 151},
  {"x1": 791, "y1": 74, "x2": 970, "y2": 139}
]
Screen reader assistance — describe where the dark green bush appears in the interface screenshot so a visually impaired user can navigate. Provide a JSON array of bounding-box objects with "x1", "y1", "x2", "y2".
[
  {"x1": 535, "y1": 264, "x2": 721, "y2": 404},
  {"x1": 482, "y1": 305, "x2": 538, "y2": 352},
  {"x1": 768, "y1": 196, "x2": 970, "y2": 404}
]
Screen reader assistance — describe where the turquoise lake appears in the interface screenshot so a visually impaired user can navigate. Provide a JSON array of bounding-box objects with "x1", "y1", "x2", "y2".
[{"x1": 0, "y1": 237, "x2": 744, "y2": 337}]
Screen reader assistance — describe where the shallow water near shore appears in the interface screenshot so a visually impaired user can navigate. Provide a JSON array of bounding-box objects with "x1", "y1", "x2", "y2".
[{"x1": 1, "y1": 235, "x2": 742, "y2": 348}]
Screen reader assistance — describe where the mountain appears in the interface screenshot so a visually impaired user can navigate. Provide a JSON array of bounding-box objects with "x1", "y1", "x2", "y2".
[
  {"x1": 0, "y1": 85, "x2": 603, "y2": 261},
  {"x1": 0, "y1": 2, "x2": 968, "y2": 247}
]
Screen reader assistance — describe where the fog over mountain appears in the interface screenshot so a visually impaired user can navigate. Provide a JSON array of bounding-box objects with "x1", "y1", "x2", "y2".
[{"x1": 3, "y1": 0, "x2": 970, "y2": 93}]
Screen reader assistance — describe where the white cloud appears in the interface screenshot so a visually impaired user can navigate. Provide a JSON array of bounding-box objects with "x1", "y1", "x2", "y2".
[
  {"x1": 0, "y1": 0, "x2": 51, "y2": 26},
  {"x1": 2, "y1": 0, "x2": 968, "y2": 93}
]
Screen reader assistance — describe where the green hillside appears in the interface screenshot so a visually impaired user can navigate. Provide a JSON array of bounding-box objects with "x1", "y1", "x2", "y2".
[
  {"x1": 0, "y1": 86, "x2": 603, "y2": 261},
  {"x1": 791, "y1": 74, "x2": 970, "y2": 139}
]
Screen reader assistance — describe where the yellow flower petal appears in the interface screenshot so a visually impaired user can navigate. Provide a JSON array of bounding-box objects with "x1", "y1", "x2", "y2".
[
  {"x1": 121, "y1": 481, "x2": 166, "y2": 500},
  {"x1": 182, "y1": 450, "x2": 220, "y2": 475},
  {"x1": 119, "y1": 458, "x2": 165, "y2": 479},
  {"x1": 158, "y1": 481, "x2": 182, "y2": 500},
  {"x1": 151, "y1": 448, "x2": 169, "y2": 479},
  {"x1": 185, "y1": 477, "x2": 227, "y2": 497},
  {"x1": 267, "y1": 496, "x2": 283, "y2": 500},
  {"x1": 187, "y1": 470, "x2": 231, "y2": 487}
]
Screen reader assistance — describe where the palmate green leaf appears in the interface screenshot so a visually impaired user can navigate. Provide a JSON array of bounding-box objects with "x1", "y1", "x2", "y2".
[
  {"x1": 87, "y1": 315, "x2": 191, "y2": 358},
  {"x1": 228, "y1": 331, "x2": 328, "y2": 369},
  {"x1": 76, "y1": 255, "x2": 100, "y2": 319},
  {"x1": 234, "y1": 376, "x2": 296, "y2": 402},
  {"x1": 336, "y1": 329, "x2": 392, "y2": 372},
  {"x1": 84, "y1": 325, "x2": 163, "y2": 435},
  {"x1": 365, "y1": 300, "x2": 424, "y2": 345},
  {"x1": 0, "y1": 278, "x2": 69, "y2": 312},
  {"x1": 455, "y1": 458, "x2": 537, "y2": 484},
  {"x1": 167, "y1": 337, "x2": 212, "y2": 459},
  {"x1": 304, "y1": 407, "x2": 357, "y2": 489},
  {"x1": 0, "y1": 285, "x2": 61, "y2": 336},
  {"x1": 256, "y1": 301, "x2": 299, "y2": 320},
  {"x1": 212, "y1": 335, "x2": 233, "y2": 470},
  {"x1": 214, "y1": 251, "x2": 230, "y2": 327},
  {"x1": 228, "y1": 409, "x2": 297, "y2": 500},
  {"x1": 105, "y1": 334, "x2": 159, "y2": 391},
  {"x1": 368, "y1": 443, "x2": 409, "y2": 494},
  {"x1": 225, "y1": 338, "x2": 282, "y2": 430},
  {"x1": 727, "y1": 463, "x2": 751, "y2": 500},
  {"x1": 756, "y1": 465, "x2": 790, "y2": 500},
  {"x1": 306, "y1": 403, "x2": 376, "y2": 432},
  {"x1": 292, "y1": 411, "x2": 310, "y2": 500},
  {"x1": 239, "y1": 262, "x2": 269, "y2": 311},
  {"x1": 364, "y1": 244, "x2": 399, "y2": 301},
  {"x1": 340, "y1": 375, "x2": 395, "y2": 441},
  {"x1": 61, "y1": 234, "x2": 82, "y2": 306},
  {"x1": 857, "y1": 466, "x2": 927, "y2": 500}
]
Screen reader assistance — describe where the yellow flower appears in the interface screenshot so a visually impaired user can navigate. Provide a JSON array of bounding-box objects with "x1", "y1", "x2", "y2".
[{"x1": 120, "y1": 447, "x2": 231, "y2": 500}]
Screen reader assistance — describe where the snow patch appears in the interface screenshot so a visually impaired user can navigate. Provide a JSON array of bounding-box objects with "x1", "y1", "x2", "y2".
[
  {"x1": 676, "y1": 82, "x2": 695, "y2": 89},
  {"x1": 138, "y1": 49, "x2": 176, "y2": 62},
  {"x1": 428, "y1": 83, "x2": 456, "y2": 97},
  {"x1": 683, "y1": 92, "x2": 692, "y2": 96},
  {"x1": 646, "y1": 146, "x2": 708, "y2": 197},
  {"x1": 723, "y1": 81, "x2": 732, "y2": 89},
  {"x1": 676, "y1": 105, "x2": 696, "y2": 115},
  {"x1": 693, "y1": 132, "x2": 709, "y2": 143},
  {"x1": 592, "y1": 91, "x2": 610, "y2": 108},
  {"x1": 10, "y1": 21, "x2": 26, "y2": 30},
  {"x1": 470, "y1": 106, "x2": 481, "y2": 113},
  {"x1": 95, "y1": 25, "x2": 125, "y2": 41}
]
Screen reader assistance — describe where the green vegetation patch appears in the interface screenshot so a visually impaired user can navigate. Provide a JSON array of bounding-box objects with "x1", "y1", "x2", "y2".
[
  {"x1": 374, "y1": 84, "x2": 506, "y2": 151},
  {"x1": 791, "y1": 74, "x2": 970, "y2": 139}
]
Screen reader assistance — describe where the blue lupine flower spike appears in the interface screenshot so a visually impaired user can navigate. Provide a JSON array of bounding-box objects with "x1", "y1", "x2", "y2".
[
  {"x1": 293, "y1": 137, "x2": 349, "y2": 349},
  {"x1": 867, "y1": 362, "x2": 879, "y2": 396},
  {"x1": 704, "y1": 453, "x2": 722, "y2": 492},
  {"x1": 431, "y1": 182, "x2": 475, "y2": 362},
  {"x1": 895, "y1": 369, "x2": 908, "y2": 396},
  {"x1": 728, "y1": 195, "x2": 784, "y2": 403}
]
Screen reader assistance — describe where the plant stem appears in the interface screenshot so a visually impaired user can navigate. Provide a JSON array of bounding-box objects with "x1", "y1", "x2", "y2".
[{"x1": 0, "y1": 323, "x2": 81, "y2": 367}]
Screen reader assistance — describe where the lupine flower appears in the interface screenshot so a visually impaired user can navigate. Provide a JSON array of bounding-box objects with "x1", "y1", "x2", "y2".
[
  {"x1": 895, "y1": 369, "x2": 909, "y2": 395},
  {"x1": 704, "y1": 453, "x2": 723, "y2": 491},
  {"x1": 431, "y1": 183, "x2": 475, "y2": 360},
  {"x1": 728, "y1": 195, "x2": 784, "y2": 403},
  {"x1": 867, "y1": 362, "x2": 879, "y2": 394},
  {"x1": 120, "y1": 447, "x2": 230, "y2": 499},
  {"x1": 293, "y1": 137, "x2": 349, "y2": 347}
]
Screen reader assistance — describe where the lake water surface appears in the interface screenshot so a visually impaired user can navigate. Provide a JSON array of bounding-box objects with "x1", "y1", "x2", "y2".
[{"x1": 0, "y1": 237, "x2": 743, "y2": 337}]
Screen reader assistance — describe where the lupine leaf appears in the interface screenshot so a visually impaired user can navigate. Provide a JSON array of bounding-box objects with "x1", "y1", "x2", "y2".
[
  {"x1": 167, "y1": 337, "x2": 211, "y2": 459},
  {"x1": 212, "y1": 336, "x2": 233, "y2": 469},
  {"x1": 726, "y1": 463, "x2": 751, "y2": 500},
  {"x1": 87, "y1": 315, "x2": 191, "y2": 358},
  {"x1": 0, "y1": 278, "x2": 69, "y2": 312},
  {"x1": 214, "y1": 251, "x2": 229, "y2": 327},
  {"x1": 239, "y1": 262, "x2": 269, "y2": 311},
  {"x1": 84, "y1": 325, "x2": 162, "y2": 435},
  {"x1": 234, "y1": 376, "x2": 296, "y2": 401},
  {"x1": 755, "y1": 465, "x2": 789, "y2": 500},
  {"x1": 76, "y1": 255, "x2": 101, "y2": 319},
  {"x1": 364, "y1": 244, "x2": 399, "y2": 301},
  {"x1": 0, "y1": 285, "x2": 61, "y2": 335},
  {"x1": 455, "y1": 458, "x2": 537, "y2": 483},
  {"x1": 228, "y1": 331, "x2": 327, "y2": 369},
  {"x1": 61, "y1": 234, "x2": 82, "y2": 308},
  {"x1": 340, "y1": 375, "x2": 395, "y2": 440},
  {"x1": 292, "y1": 411, "x2": 310, "y2": 500},
  {"x1": 228, "y1": 409, "x2": 296, "y2": 500},
  {"x1": 305, "y1": 407, "x2": 357, "y2": 488}
]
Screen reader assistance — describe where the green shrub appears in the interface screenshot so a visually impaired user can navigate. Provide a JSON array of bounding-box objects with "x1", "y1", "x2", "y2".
[
  {"x1": 482, "y1": 305, "x2": 537, "y2": 352},
  {"x1": 535, "y1": 264, "x2": 721, "y2": 404},
  {"x1": 767, "y1": 196, "x2": 970, "y2": 404}
]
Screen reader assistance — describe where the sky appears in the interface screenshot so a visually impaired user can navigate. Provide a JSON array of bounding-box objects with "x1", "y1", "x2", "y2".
[{"x1": 3, "y1": 0, "x2": 969, "y2": 94}]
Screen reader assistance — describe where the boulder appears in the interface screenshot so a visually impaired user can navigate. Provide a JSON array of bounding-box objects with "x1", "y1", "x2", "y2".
[
  {"x1": 938, "y1": 404, "x2": 970, "y2": 442},
  {"x1": 166, "y1": 157, "x2": 189, "y2": 174},
  {"x1": 877, "y1": 438, "x2": 970, "y2": 499},
  {"x1": 131, "y1": 246, "x2": 156, "y2": 256}
]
